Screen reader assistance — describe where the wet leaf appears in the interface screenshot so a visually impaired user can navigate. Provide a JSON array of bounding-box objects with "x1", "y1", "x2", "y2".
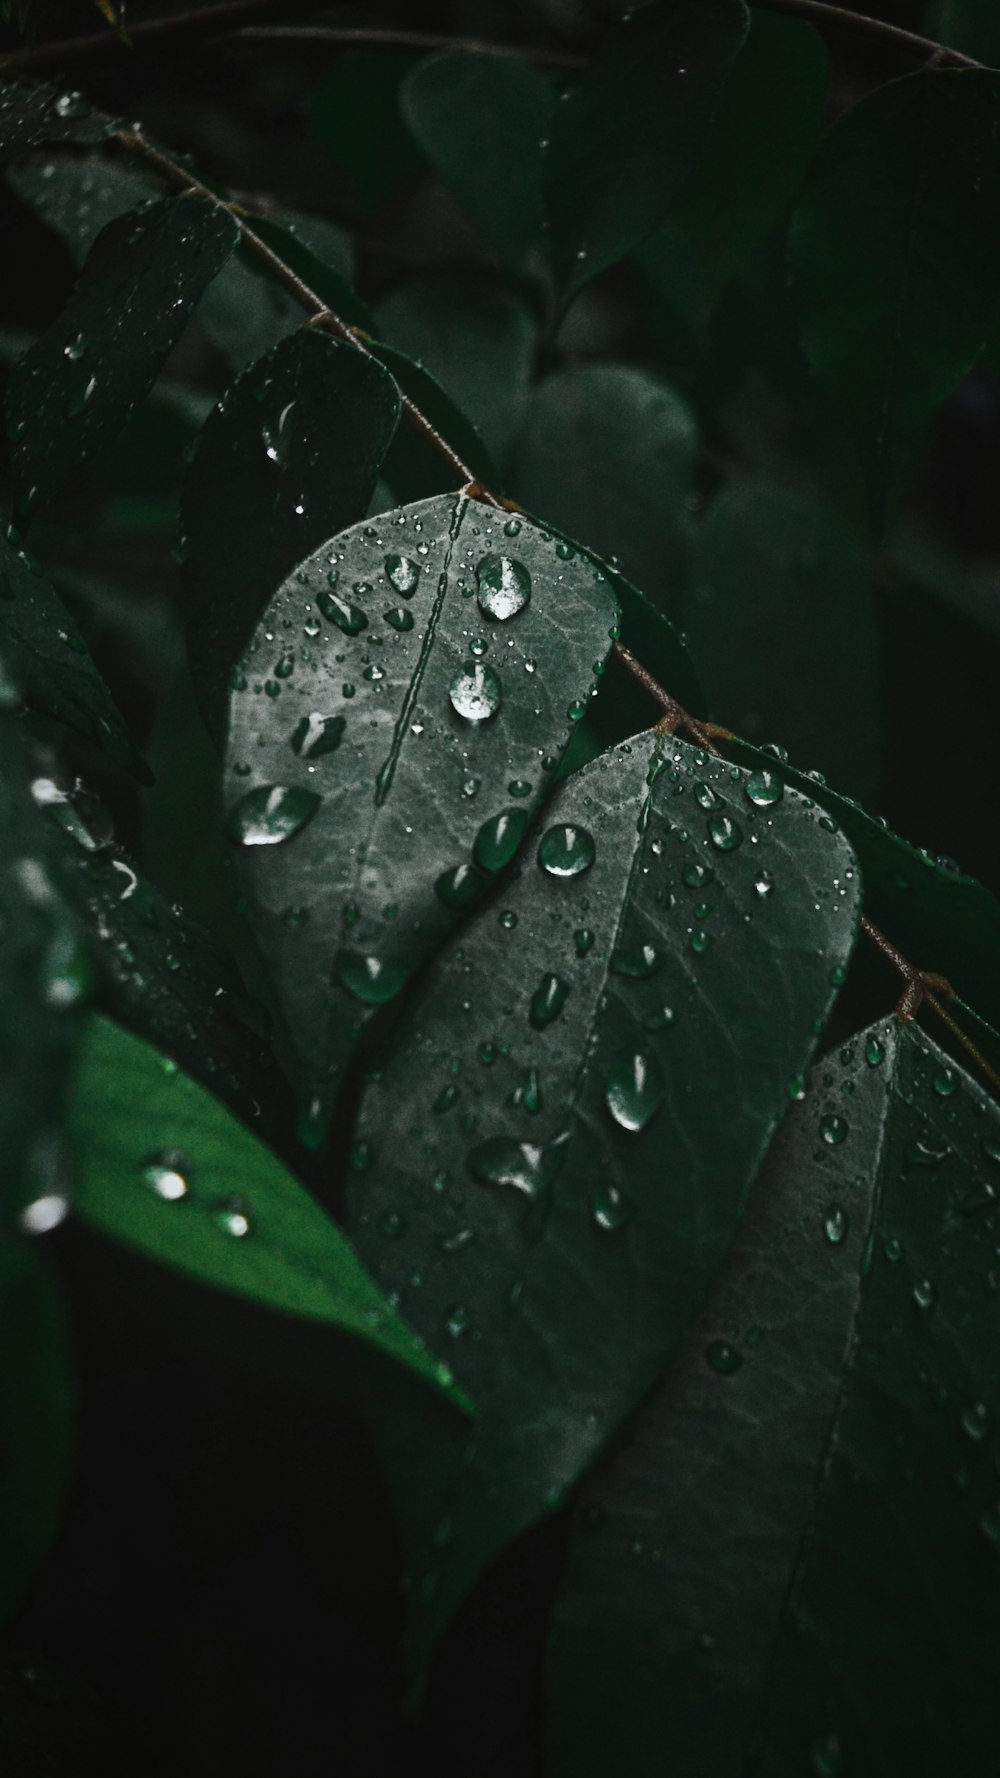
[
  {"x1": 0, "y1": 78, "x2": 115, "y2": 154},
  {"x1": 199, "y1": 210, "x2": 364, "y2": 370},
  {"x1": 0, "y1": 516, "x2": 140, "y2": 773},
  {"x1": 509, "y1": 365, "x2": 699, "y2": 610},
  {"x1": 179, "y1": 329, "x2": 400, "y2": 734},
  {"x1": 344, "y1": 730, "x2": 861, "y2": 1684},
  {"x1": 545, "y1": 1021, "x2": 1000, "y2": 1775},
  {"x1": 223, "y1": 492, "x2": 620, "y2": 1130},
  {"x1": 7, "y1": 153, "x2": 152, "y2": 263},
  {"x1": 368, "y1": 338, "x2": 499, "y2": 500},
  {"x1": 7, "y1": 195, "x2": 238, "y2": 513},
  {"x1": 374, "y1": 274, "x2": 537, "y2": 472},
  {"x1": 790, "y1": 70, "x2": 1000, "y2": 528},
  {"x1": 69, "y1": 1014, "x2": 466, "y2": 1405},
  {"x1": 543, "y1": 0, "x2": 749, "y2": 305},
  {"x1": 401, "y1": 52, "x2": 554, "y2": 268}
]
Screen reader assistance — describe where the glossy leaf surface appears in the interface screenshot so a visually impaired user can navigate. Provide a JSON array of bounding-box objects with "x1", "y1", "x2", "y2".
[
  {"x1": 224, "y1": 493, "x2": 620, "y2": 1125},
  {"x1": 345, "y1": 731, "x2": 861, "y2": 1680},
  {"x1": 790, "y1": 71, "x2": 1000, "y2": 525},
  {"x1": 0, "y1": 518, "x2": 139, "y2": 772},
  {"x1": 69, "y1": 1016, "x2": 464, "y2": 1404},
  {"x1": 543, "y1": 0, "x2": 749, "y2": 304},
  {"x1": 546, "y1": 1021, "x2": 1000, "y2": 1775},
  {"x1": 0, "y1": 79, "x2": 114, "y2": 154},
  {"x1": 8, "y1": 195, "x2": 238, "y2": 514},
  {"x1": 402, "y1": 52, "x2": 554, "y2": 267},
  {"x1": 180, "y1": 329, "x2": 400, "y2": 732}
]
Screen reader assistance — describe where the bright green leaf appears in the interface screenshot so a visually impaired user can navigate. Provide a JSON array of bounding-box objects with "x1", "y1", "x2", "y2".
[
  {"x1": 345, "y1": 730, "x2": 861, "y2": 1685},
  {"x1": 7, "y1": 195, "x2": 238, "y2": 513},
  {"x1": 223, "y1": 492, "x2": 620, "y2": 1129},
  {"x1": 543, "y1": 0, "x2": 749, "y2": 305},
  {"x1": 69, "y1": 1014, "x2": 464, "y2": 1404}
]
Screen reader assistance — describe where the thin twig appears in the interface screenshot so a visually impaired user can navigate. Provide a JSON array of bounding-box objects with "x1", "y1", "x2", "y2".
[
  {"x1": 860, "y1": 914, "x2": 1000, "y2": 1092},
  {"x1": 612, "y1": 642, "x2": 729, "y2": 753},
  {"x1": 0, "y1": 0, "x2": 340, "y2": 75},
  {"x1": 750, "y1": 0, "x2": 981, "y2": 69},
  {"x1": 228, "y1": 27, "x2": 586, "y2": 71}
]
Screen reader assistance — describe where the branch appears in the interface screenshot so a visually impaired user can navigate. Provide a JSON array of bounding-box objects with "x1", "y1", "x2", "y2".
[
  {"x1": 750, "y1": 0, "x2": 981, "y2": 69},
  {"x1": 0, "y1": 0, "x2": 341, "y2": 75},
  {"x1": 861, "y1": 914, "x2": 1000, "y2": 1094},
  {"x1": 612, "y1": 642, "x2": 729, "y2": 754}
]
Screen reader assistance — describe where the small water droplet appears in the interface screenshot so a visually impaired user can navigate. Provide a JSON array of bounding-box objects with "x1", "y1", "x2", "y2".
[
  {"x1": 913, "y1": 1277, "x2": 937, "y2": 1311},
  {"x1": 476, "y1": 555, "x2": 531, "y2": 621},
  {"x1": 708, "y1": 813, "x2": 742, "y2": 851},
  {"x1": 54, "y1": 91, "x2": 91, "y2": 120},
  {"x1": 141, "y1": 1150, "x2": 190, "y2": 1201},
  {"x1": 317, "y1": 589, "x2": 367, "y2": 635},
  {"x1": 682, "y1": 862, "x2": 714, "y2": 889},
  {"x1": 865, "y1": 1036, "x2": 885, "y2": 1067},
  {"x1": 290, "y1": 712, "x2": 345, "y2": 759},
  {"x1": 474, "y1": 808, "x2": 528, "y2": 872},
  {"x1": 530, "y1": 972, "x2": 570, "y2": 1029},
  {"x1": 445, "y1": 1303, "x2": 471, "y2": 1339},
  {"x1": 336, "y1": 950, "x2": 407, "y2": 1004},
  {"x1": 384, "y1": 554, "x2": 420, "y2": 596},
  {"x1": 823, "y1": 1204, "x2": 849, "y2": 1245},
  {"x1": 610, "y1": 942, "x2": 663, "y2": 978},
  {"x1": 228, "y1": 784, "x2": 320, "y2": 846},
  {"x1": 934, "y1": 1068, "x2": 958, "y2": 1097},
  {"x1": 754, "y1": 870, "x2": 775, "y2": 897},
  {"x1": 746, "y1": 768, "x2": 783, "y2": 807},
  {"x1": 467, "y1": 1133, "x2": 567, "y2": 1233},
  {"x1": 537, "y1": 823, "x2": 596, "y2": 878},
  {"x1": 592, "y1": 1180, "x2": 635, "y2": 1232},
  {"x1": 694, "y1": 782, "x2": 720, "y2": 810},
  {"x1": 605, "y1": 1049, "x2": 665, "y2": 1133},
  {"x1": 435, "y1": 862, "x2": 485, "y2": 910},
  {"x1": 384, "y1": 605, "x2": 414, "y2": 632},
  {"x1": 961, "y1": 1402, "x2": 992, "y2": 1443},
  {"x1": 705, "y1": 1339, "x2": 742, "y2": 1375},
  {"x1": 820, "y1": 1113, "x2": 848, "y2": 1145},
  {"x1": 449, "y1": 661, "x2": 502, "y2": 722},
  {"x1": 62, "y1": 331, "x2": 89, "y2": 362},
  {"x1": 574, "y1": 928, "x2": 595, "y2": 956}
]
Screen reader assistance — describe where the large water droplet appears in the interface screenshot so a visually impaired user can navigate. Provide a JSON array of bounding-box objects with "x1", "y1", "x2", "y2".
[
  {"x1": 336, "y1": 950, "x2": 407, "y2": 1004},
  {"x1": 474, "y1": 808, "x2": 527, "y2": 872},
  {"x1": 435, "y1": 862, "x2": 485, "y2": 910},
  {"x1": 317, "y1": 588, "x2": 367, "y2": 635},
  {"x1": 605, "y1": 1049, "x2": 666, "y2": 1133},
  {"x1": 537, "y1": 823, "x2": 596, "y2": 878},
  {"x1": 449, "y1": 661, "x2": 502, "y2": 722},
  {"x1": 290, "y1": 712, "x2": 345, "y2": 759},
  {"x1": 476, "y1": 555, "x2": 531, "y2": 621},
  {"x1": 228, "y1": 784, "x2": 320, "y2": 846},
  {"x1": 708, "y1": 813, "x2": 743, "y2": 851},
  {"x1": 819, "y1": 1113, "x2": 848, "y2": 1146},
  {"x1": 19, "y1": 1193, "x2": 70, "y2": 1234},
  {"x1": 592, "y1": 1181, "x2": 635, "y2": 1233},
  {"x1": 384, "y1": 554, "x2": 420, "y2": 596},
  {"x1": 467, "y1": 1133, "x2": 568, "y2": 1228},
  {"x1": 745, "y1": 769, "x2": 783, "y2": 807},
  {"x1": 530, "y1": 972, "x2": 570, "y2": 1029},
  {"x1": 610, "y1": 942, "x2": 663, "y2": 979},
  {"x1": 142, "y1": 1150, "x2": 190, "y2": 1201},
  {"x1": 384, "y1": 606, "x2": 414, "y2": 632}
]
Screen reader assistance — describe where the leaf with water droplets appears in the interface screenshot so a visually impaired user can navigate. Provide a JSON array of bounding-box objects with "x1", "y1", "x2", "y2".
[
  {"x1": 544, "y1": 1020, "x2": 1000, "y2": 1775},
  {"x1": 0, "y1": 516, "x2": 142, "y2": 773},
  {"x1": 542, "y1": 0, "x2": 749, "y2": 305},
  {"x1": 343, "y1": 730, "x2": 861, "y2": 1684},
  {"x1": 69, "y1": 1015, "x2": 467, "y2": 1404},
  {"x1": 7, "y1": 196, "x2": 239, "y2": 514},
  {"x1": 224, "y1": 492, "x2": 620, "y2": 1127},
  {"x1": 179, "y1": 328, "x2": 400, "y2": 734},
  {"x1": 790, "y1": 70, "x2": 1000, "y2": 528},
  {"x1": 0, "y1": 79, "x2": 115, "y2": 155}
]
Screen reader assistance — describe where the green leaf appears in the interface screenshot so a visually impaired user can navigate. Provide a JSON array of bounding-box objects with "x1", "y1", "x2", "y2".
[
  {"x1": 368, "y1": 338, "x2": 499, "y2": 500},
  {"x1": 401, "y1": 52, "x2": 554, "y2": 268},
  {"x1": 7, "y1": 195, "x2": 238, "y2": 514},
  {"x1": 374, "y1": 274, "x2": 537, "y2": 471},
  {"x1": 545, "y1": 1020, "x2": 1000, "y2": 1775},
  {"x1": 635, "y1": 12, "x2": 827, "y2": 327},
  {"x1": 685, "y1": 480, "x2": 882, "y2": 807},
  {"x1": 307, "y1": 50, "x2": 424, "y2": 215},
  {"x1": 508, "y1": 365, "x2": 699, "y2": 609},
  {"x1": 0, "y1": 516, "x2": 141, "y2": 773},
  {"x1": 223, "y1": 493, "x2": 620, "y2": 1129},
  {"x1": 925, "y1": 0, "x2": 1000, "y2": 63},
  {"x1": 344, "y1": 730, "x2": 861, "y2": 1684},
  {"x1": 0, "y1": 79, "x2": 115, "y2": 154},
  {"x1": 789, "y1": 70, "x2": 1000, "y2": 527},
  {"x1": 6, "y1": 153, "x2": 152, "y2": 264},
  {"x1": 179, "y1": 329, "x2": 400, "y2": 734},
  {"x1": 198, "y1": 211, "x2": 365, "y2": 371},
  {"x1": 243, "y1": 212, "x2": 368, "y2": 330},
  {"x1": 543, "y1": 0, "x2": 749, "y2": 305},
  {"x1": 69, "y1": 1014, "x2": 464, "y2": 1404},
  {"x1": 0, "y1": 1241, "x2": 74, "y2": 1628}
]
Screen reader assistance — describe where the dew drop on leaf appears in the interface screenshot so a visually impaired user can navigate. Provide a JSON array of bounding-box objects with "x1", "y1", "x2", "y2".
[
  {"x1": 745, "y1": 768, "x2": 784, "y2": 807},
  {"x1": 537, "y1": 823, "x2": 596, "y2": 878},
  {"x1": 335, "y1": 950, "x2": 407, "y2": 1004},
  {"x1": 435, "y1": 862, "x2": 485, "y2": 910},
  {"x1": 610, "y1": 942, "x2": 663, "y2": 978},
  {"x1": 605, "y1": 1049, "x2": 666, "y2": 1133},
  {"x1": 708, "y1": 812, "x2": 743, "y2": 851},
  {"x1": 820, "y1": 1113, "x2": 848, "y2": 1145},
  {"x1": 383, "y1": 553, "x2": 420, "y2": 596},
  {"x1": 476, "y1": 554, "x2": 531, "y2": 621},
  {"x1": 317, "y1": 588, "x2": 368, "y2": 635},
  {"x1": 705, "y1": 1339, "x2": 743, "y2": 1376},
  {"x1": 823, "y1": 1203, "x2": 849, "y2": 1245},
  {"x1": 290, "y1": 712, "x2": 345, "y2": 759},
  {"x1": 474, "y1": 808, "x2": 528, "y2": 872},
  {"x1": 449, "y1": 660, "x2": 502, "y2": 722},
  {"x1": 212, "y1": 1195, "x2": 252, "y2": 1237},
  {"x1": 592, "y1": 1180, "x2": 635, "y2": 1233},
  {"x1": 141, "y1": 1150, "x2": 190, "y2": 1201},
  {"x1": 384, "y1": 606, "x2": 414, "y2": 632},
  {"x1": 530, "y1": 972, "x2": 571, "y2": 1029},
  {"x1": 227, "y1": 784, "x2": 321, "y2": 846}
]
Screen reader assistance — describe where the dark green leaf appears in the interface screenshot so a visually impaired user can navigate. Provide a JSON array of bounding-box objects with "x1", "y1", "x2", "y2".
[
  {"x1": 7, "y1": 195, "x2": 238, "y2": 514},
  {"x1": 223, "y1": 493, "x2": 620, "y2": 1129},
  {"x1": 345, "y1": 730, "x2": 861, "y2": 1683},
  {"x1": 549, "y1": 1020, "x2": 1000, "y2": 1775},
  {"x1": 374, "y1": 274, "x2": 537, "y2": 471},
  {"x1": 509, "y1": 365, "x2": 699, "y2": 609},
  {"x1": 0, "y1": 79, "x2": 115, "y2": 154},
  {"x1": 6, "y1": 153, "x2": 152, "y2": 264},
  {"x1": 368, "y1": 338, "x2": 499, "y2": 500},
  {"x1": 401, "y1": 52, "x2": 554, "y2": 268},
  {"x1": 543, "y1": 0, "x2": 749, "y2": 304},
  {"x1": 790, "y1": 71, "x2": 1000, "y2": 527},
  {"x1": 179, "y1": 329, "x2": 400, "y2": 733},
  {"x1": 925, "y1": 0, "x2": 1000, "y2": 63},
  {"x1": 69, "y1": 1014, "x2": 466, "y2": 1404},
  {"x1": 635, "y1": 12, "x2": 827, "y2": 326},
  {"x1": 0, "y1": 516, "x2": 140, "y2": 772},
  {"x1": 307, "y1": 50, "x2": 423, "y2": 214},
  {"x1": 686, "y1": 480, "x2": 881, "y2": 807},
  {"x1": 0, "y1": 1242, "x2": 74, "y2": 1628},
  {"x1": 244, "y1": 213, "x2": 369, "y2": 332}
]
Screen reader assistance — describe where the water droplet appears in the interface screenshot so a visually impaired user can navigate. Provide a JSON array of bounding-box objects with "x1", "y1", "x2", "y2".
[
  {"x1": 350, "y1": 1141, "x2": 373, "y2": 1173},
  {"x1": 503, "y1": 516, "x2": 522, "y2": 537},
  {"x1": 274, "y1": 651, "x2": 295, "y2": 678},
  {"x1": 384, "y1": 605, "x2": 414, "y2": 632},
  {"x1": 336, "y1": 950, "x2": 407, "y2": 1004},
  {"x1": 820, "y1": 1113, "x2": 848, "y2": 1146},
  {"x1": 530, "y1": 972, "x2": 570, "y2": 1029},
  {"x1": 19, "y1": 1193, "x2": 70, "y2": 1234},
  {"x1": 62, "y1": 331, "x2": 89, "y2": 362},
  {"x1": 538, "y1": 823, "x2": 596, "y2": 878},
  {"x1": 865, "y1": 1036, "x2": 885, "y2": 1067},
  {"x1": 476, "y1": 554, "x2": 531, "y2": 621},
  {"x1": 212, "y1": 1196, "x2": 252, "y2": 1237},
  {"x1": 682, "y1": 862, "x2": 714, "y2": 889},
  {"x1": 474, "y1": 808, "x2": 527, "y2": 873},
  {"x1": 644, "y1": 1006, "x2": 675, "y2": 1032},
  {"x1": 708, "y1": 813, "x2": 743, "y2": 851},
  {"x1": 574, "y1": 928, "x2": 595, "y2": 956},
  {"x1": 449, "y1": 661, "x2": 502, "y2": 722},
  {"x1": 228, "y1": 784, "x2": 321, "y2": 846},
  {"x1": 705, "y1": 1339, "x2": 742, "y2": 1375},
  {"x1": 913, "y1": 1277, "x2": 937, "y2": 1311},
  {"x1": 384, "y1": 554, "x2": 420, "y2": 596},
  {"x1": 377, "y1": 1210, "x2": 405, "y2": 1239},
  {"x1": 694, "y1": 782, "x2": 720, "y2": 810},
  {"x1": 754, "y1": 870, "x2": 775, "y2": 897},
  {"x1": 54, "y1": 91, "x2": 91, "y2": 120},
  {"x1": 508, "y1": 779, "x2": 531, "y2": 798},
  {"x1": 445, "y1": 1303, "x2": 471, "y2": 1339},
  {"x1": 592, "y1": 1181, "x2": 635, "y2": 1232},
  {"x1": 690, "y1": 930, "x2": 712, "y2": 955},
  {"x1": 435, "y1": 862, "x2": 485, "y2": 910},
  {"x1": 934, "y1": 1067, "x2": 958, "y2": 1097},
  {"x1": 142, "y1": 1150, "x2": 189, "y2": 1201},
  {"x1": 290, "y1": 712, "x2": 345, "y2": 759},
  {"x1": 906, "y1": 1138, "x2": 949, "y2": 1168},
  {"x1": 611, "y1": 942, "x2": 663, "y2": 978},
  {"x1": 824, "y1": 1204, "x2": 848, "y2": 1245},
  {"x1": 788, "y1": 1074, "x2": 807, "y2": 1102},
  {"x1": 66, "y1": 375, "x2": 97, "y2": 416},
  {"x1": 467, "y1": 1132, "x2": 567, "y2": 1232},
  {"x1": 962, "y1": 1402, "x2": 992, "y2": 1443},
  {"x1": 567, "y1": 699, "x2": 587, "y2": 722},
  {"x1": 317, "y1": 588, "x2": 367, "y2": 635},
  {"x1": 746, "y1": 769, "x2": 783, "y2": 807},
  {"x1": 605, "y1": 1049, "x2": 665, "y2": 1133}
]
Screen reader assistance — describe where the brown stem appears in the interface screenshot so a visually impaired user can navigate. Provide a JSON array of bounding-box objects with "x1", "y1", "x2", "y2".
[
  {"x1": 860, "y1": 914, "x2": 1000, "y2": 1092},
  {"x1": 612, "y1": 642, "x2": 729, "y2": 753},
  {"x1": 750, "y1": 0, "x2": 980, "y2": 68}
]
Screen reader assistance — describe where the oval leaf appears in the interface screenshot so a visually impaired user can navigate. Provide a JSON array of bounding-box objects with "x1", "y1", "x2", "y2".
[
  {"x1": 0, "y1": 79, "x2": 115, "y2": 154},
  {"x1": 344, "y1": 730, "x2": 861, "y2": 1682}
]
